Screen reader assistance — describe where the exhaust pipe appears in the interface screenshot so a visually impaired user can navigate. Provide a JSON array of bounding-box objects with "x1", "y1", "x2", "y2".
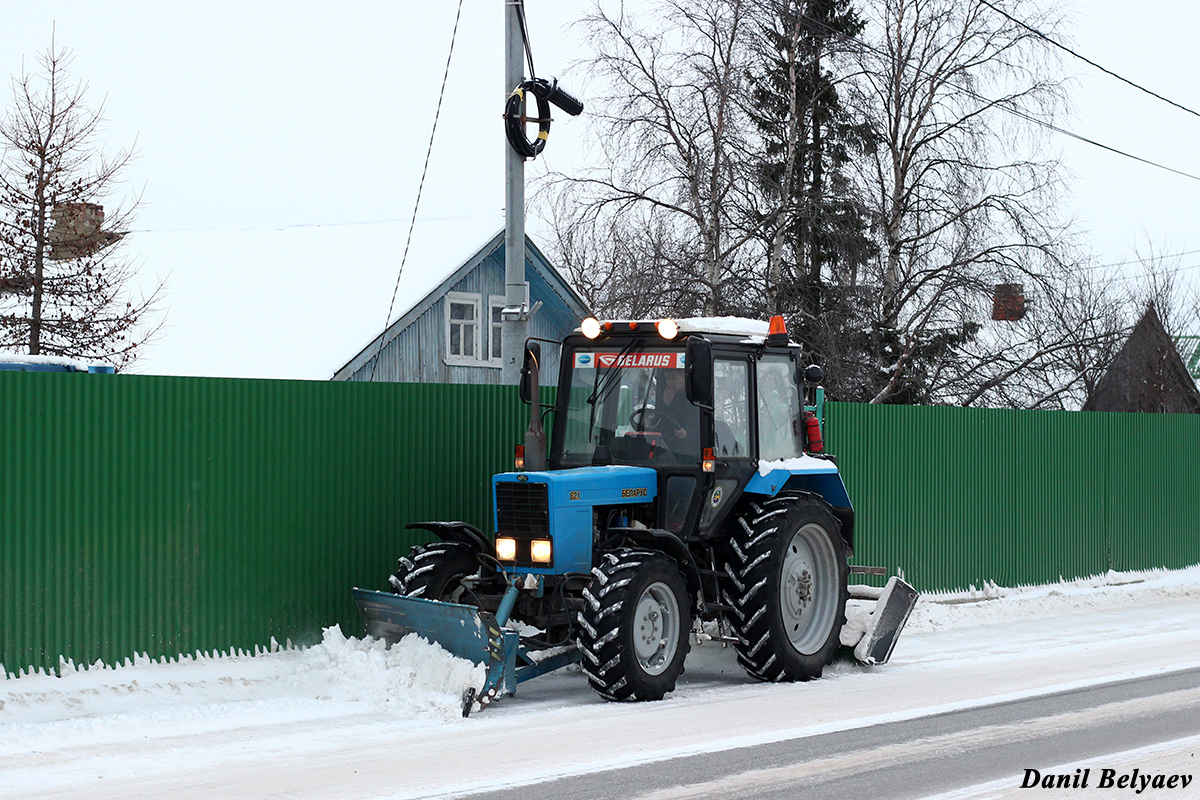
[{"x1": 520, "y1": 341, "x2": 546, "y2": 471}]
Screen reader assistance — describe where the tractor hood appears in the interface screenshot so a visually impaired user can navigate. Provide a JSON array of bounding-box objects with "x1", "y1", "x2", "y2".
[{"x1": 493, "y1": 465, "x2": 659, "y2": 507}]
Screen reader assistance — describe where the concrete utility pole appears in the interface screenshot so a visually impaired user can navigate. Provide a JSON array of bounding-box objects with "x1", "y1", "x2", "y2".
[{"x1": 501, "y1": 0, "x2": 529, "y2": 384}]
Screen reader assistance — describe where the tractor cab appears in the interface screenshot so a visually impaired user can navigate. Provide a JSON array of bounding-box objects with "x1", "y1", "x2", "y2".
[{"x1": 537, "y1": 316, "x2": 840, "y2": 543}]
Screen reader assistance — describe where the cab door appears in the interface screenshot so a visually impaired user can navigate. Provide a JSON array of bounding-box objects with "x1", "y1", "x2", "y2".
[{"x1": 694, "y1": 352, "x2": 756, "y2": 538}]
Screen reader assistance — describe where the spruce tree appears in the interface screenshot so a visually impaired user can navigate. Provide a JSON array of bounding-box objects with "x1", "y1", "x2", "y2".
[{"x1": 748, "y1": 0, "x2": 876, "y2": 396}]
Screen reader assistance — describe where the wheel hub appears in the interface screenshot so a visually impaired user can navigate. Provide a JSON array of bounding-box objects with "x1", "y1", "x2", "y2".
[
  {"x1": 632, "y1": 581, "x2": 680, "y2": 675},
  {"x1": 779, "y1": 523, "x2": 839, "y2": 654},
  {"x1": 639, "y1": 608, "x2": 661, "y2": 646},
  {"x1": 788, "y1": 569, "x2": 813, "y2": 609}
]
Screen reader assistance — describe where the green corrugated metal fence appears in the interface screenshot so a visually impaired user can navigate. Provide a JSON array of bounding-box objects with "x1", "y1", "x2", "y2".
[
  {"x1": 3, "y1": 372, "x2": 1198, "y2": 675},
  {"x1": 1, "y1": 372, "x2": 529, "y2": 674},
  {"x1": 825, "y1": 402, "x2": 1200, "y2": 592}
]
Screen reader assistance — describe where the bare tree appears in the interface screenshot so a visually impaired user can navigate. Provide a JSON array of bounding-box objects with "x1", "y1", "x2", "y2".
[
  {"x1": 838, "y1": 0, "x2": 1090, "y2": 404},
  {"x1": 954, "y1": 270, "x2": 1130, "y2": 408},
  {"x1": 1128, "y1": 241, "x2": 1200, "y2": 338},
  {"x1": 542, "y1": 0, "x2": 1137, "y2": 411},
  {"x1": 539, "y1": 0, "x2": 765, "y2": 317},
  {"x1": 542, "y1": 197, "x2": 704, "y2": 317},
  {"x1": 0, "y1": 44, "x2": 161, "y2": 369}
]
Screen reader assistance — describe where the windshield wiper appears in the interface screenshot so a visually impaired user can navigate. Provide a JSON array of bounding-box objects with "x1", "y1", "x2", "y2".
[{"x1": 586, "y1": 338, "x2": 644, "y2": 442}]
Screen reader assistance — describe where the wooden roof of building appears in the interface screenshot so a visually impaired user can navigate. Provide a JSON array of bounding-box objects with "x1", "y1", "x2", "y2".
[{"x1": 1082, "y1": 304, "x2": 1200, "y2": 414}]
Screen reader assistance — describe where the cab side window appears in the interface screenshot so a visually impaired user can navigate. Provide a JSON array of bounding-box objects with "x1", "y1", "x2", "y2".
[
  {"x1": 757, "y1": 355, "x2": 804, "y2": 461},
  {"x1": 713, "y1": 358, "x2": 750, "y2": 457}
]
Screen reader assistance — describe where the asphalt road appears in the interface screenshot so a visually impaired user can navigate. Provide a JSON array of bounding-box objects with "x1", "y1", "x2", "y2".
[{"x1": 460, "y1": 667, "x2": 1200, "y2": 800}]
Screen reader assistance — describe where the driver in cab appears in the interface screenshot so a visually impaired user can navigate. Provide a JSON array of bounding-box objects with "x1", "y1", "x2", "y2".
[
  {"x1": 658, "y1": 369, "x2": 691, "y2": 441},
  {"x1": 652, "y1": 368, "x2": 699, "y2": 460}
]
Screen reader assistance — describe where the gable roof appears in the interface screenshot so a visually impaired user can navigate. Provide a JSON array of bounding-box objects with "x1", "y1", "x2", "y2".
[
  {"x1": 335, "y1": 229, "x2": 586, "y2": 378},
  {"x1": 1083, "y1": 304, "x2": 1200, "y2": 413}
]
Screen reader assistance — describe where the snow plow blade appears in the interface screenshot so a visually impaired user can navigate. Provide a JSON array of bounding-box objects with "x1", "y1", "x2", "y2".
[
  {"x1": 851, "y1": 576, "x2": 919, "y2": 665},
  {"x1": 351, "y1": 587, "x2": 581, "y2": 715},
  {"x1": 352, "y1": 588, "x2": 497, "y2": 663},
  {"x1": 351, "y1": 587, "x2": 517, "y2": 709}
]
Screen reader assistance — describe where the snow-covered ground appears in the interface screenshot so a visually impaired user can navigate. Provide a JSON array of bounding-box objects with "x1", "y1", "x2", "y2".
[{"x1": 3, "y1": 566, "x2": 1199, "y2": 799}]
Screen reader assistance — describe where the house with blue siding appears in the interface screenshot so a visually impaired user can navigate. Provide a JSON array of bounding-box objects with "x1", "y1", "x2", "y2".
[{"x1": 333, "y1": 230, "x2": 589, "y2": 383}]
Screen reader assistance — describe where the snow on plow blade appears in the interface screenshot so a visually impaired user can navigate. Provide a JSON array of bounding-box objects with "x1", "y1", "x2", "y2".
[
  {"x1": 849, "y1": 576, "x2": 919, "y2": 665},
  {"x1": 351, "y1": 588, "x2": 581, "y2": 715},
  {"x1": 351, "y1": 587, "x2": 517, "y2": 704}
]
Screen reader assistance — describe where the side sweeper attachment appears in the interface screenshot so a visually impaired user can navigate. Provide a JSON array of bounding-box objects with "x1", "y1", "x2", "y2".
[{"x1": 844, "y1": 576, "x2": 920, "y2": 664}]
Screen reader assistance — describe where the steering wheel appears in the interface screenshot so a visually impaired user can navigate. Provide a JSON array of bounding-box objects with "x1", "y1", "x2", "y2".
[{"x1": 630, "y1": 407, "x2": 685, "y2": 436}]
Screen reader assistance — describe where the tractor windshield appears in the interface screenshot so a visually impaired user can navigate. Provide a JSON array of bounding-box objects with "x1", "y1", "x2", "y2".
[{"x1": 558, "y1": 347, "x2": 700, "y2": 467}]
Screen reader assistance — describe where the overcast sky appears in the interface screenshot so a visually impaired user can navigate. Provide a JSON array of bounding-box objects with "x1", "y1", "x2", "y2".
[{"x1": 1, "y1": 0, "x2": 1198, "y2": 379}]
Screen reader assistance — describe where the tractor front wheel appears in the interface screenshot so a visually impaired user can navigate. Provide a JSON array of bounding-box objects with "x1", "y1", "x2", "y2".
[
  {"x1": 390, "y1": 541, "x2": 482, "y2": 606},
  {"x1": 577, "y1": 550, "x2": 691, "y2": 701},
  {"x1": 723, "y1": 492, "x2": 848, "y2": 682}
]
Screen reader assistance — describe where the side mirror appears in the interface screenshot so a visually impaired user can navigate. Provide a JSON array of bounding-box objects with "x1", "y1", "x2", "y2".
[
  {"x1": 519, "y1": 342, "x2": 541, "y2": 405},
  {"x1": 804, "y1": 364, "x2": 825, "y2": 385},
  {"x1": 685, "y1": 336, "x2": 713, "y2": 407}
]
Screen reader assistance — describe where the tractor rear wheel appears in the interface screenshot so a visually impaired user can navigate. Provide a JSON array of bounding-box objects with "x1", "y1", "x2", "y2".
[
  {"x1": 576, "y1": 550, "x2": 691, "y2": 701},
  {"x1": 390, "y1": 541, "x2": 482, "y2": 605},
  {"x1": 723, "y1": 492, "x2": 848, "y2": 682}
]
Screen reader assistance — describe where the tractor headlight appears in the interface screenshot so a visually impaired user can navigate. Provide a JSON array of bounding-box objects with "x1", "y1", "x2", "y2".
[
  {"x1": 656, "y1": 318, "x2": 679, "y2": 339},
  {"x1": 496, "y1": 537, "x2": 517, "y2": 561},
  {"x1": 530, "y1": 539, "x2": 553, "y2": 564},
  {"x1": 581, "y1": 317, "x2": 602, "y2": 339}
]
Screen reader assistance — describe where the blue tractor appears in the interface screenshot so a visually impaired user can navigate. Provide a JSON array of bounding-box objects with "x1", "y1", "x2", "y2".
[{"x1": 353, "y1": 316, "x2": 916, "y2": 712}]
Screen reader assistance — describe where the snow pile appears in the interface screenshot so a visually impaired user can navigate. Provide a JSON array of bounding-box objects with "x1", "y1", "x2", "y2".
[
  {"x1": 906, "y1": 564, "x2": 1200, "y2": 634},
  {"x1": 0, "y1": 627, "x2": 485, "y2": 731},
  {"x1": 2, "y1": 569, "x2": 1199, "y2": 799},
  {"x1": 837, "y1": 565, "x2": 1200, "y2": 656},
  {"x1": 841, "y1": 601, "x2": 878, "y2": 647},
  {"x1": 3, "y1": 565, "x2": 1198, "y2": 740},
  {"x1": 286, "y1": 626, "x2": 485, "y2": 716}
]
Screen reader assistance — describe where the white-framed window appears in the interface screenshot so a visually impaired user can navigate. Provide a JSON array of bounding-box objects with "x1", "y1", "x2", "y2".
[
  {"x1": 489, "y1": 295, "x2": 506, "y2": 362},
  {"x1": 446, "y1": 292, "x2": 481, "y2": 362}
]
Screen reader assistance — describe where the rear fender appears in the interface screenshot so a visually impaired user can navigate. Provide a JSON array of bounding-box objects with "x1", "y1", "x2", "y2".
[{"x1": 744, "y1": 457, "x2": 854, "y2": 552}]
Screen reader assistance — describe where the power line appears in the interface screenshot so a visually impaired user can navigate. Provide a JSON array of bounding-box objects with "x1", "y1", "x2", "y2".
[
  {"x1": 793, "y1": 8, "x2": 1200, "y2": 291},
  {"x1": 368, "y1": 0, "x2": 465, "y2": 382},
  {"x1": 1097, "y1": 261, "x2": 1200, "y2": 283},
  {"x1": 128, "y1": 212, "x2": 500, "y2": 235},
  {"x1": 977, "y1": 0, "x2": 1200, "y2": 121},
  {"x1": 132, "y1": 8, "x2": 1200, "y2": 240},
  {"x1": 128, "y1": 219, "x2": 408, "y2": 234},
  {"x1": 1082, "y1": 248, "x2": 1200, "y2": 271},
  {"x1": 997, "y1": 101, "x2": 1200, "y2": 183},
  {"x1": 800, "y1": 9, "x2": 1200, "y2": 184}
]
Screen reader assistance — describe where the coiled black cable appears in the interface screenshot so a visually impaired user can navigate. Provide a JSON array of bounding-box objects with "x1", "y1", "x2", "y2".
[
  {"x1": 502, "y1": 2, "x2": 584, "y2": 160},
  {"x1": 504, "y1": 80, "x2": 553, "y2": 159}
]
